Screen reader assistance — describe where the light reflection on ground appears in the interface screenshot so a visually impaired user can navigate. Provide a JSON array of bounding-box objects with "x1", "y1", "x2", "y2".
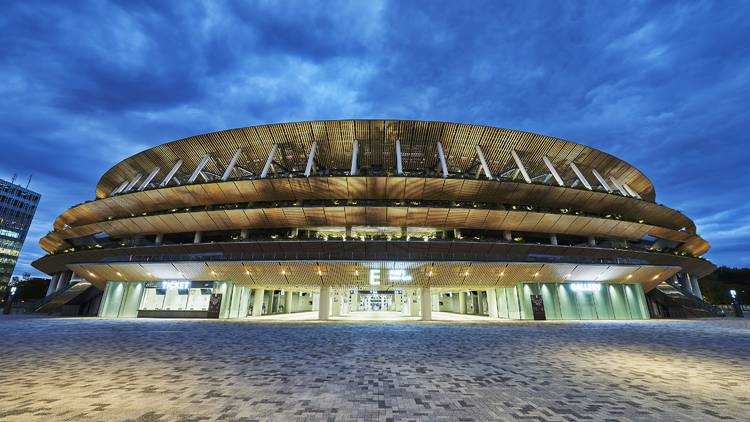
[{"x1": 0, "y1": 316, "x2": 747, "y2": 421}]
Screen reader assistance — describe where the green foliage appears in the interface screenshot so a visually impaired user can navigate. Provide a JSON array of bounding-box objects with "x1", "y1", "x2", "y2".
[{"x1": 700, "y1": 267, "x2": 750, "y2": 304}]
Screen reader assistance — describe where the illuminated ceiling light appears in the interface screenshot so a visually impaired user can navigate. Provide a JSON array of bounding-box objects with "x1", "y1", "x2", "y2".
[
  {"x1": 565, "y1": 273, "x2": 572, "y2": 278},
  {"x1": 428, "y1": 270, "x2": 433, "y2": 277},
  {"x1": 245, "y1": 270, "x2": 250, "y2": 275},
  {"x1": 534, "y1": 272, "x2": 540, "y2": 277},
  {"x1": 87, "y1": 272, "x2": 95, "y2": 277},
  {"x1": 627, "y1": 274, "x2": 633, "y2": 279},
  {"x1": 281, "y1": 269, "x2": 286, "y2": 275},
  {"x1": 500, "y1": 272, "x2": 505, "y2": 276},
  {"x1": 146, "y1": 272, "x2": 152, "y2": 276},
  {"x1": 116, "y1": 272, "x2": 122, "y2": 276},
  {"x1": 318, "y1": 269, "x2": 322, "y2": 276},
  {"x1": 464, "y1": 271, "x2": 469, "y2": 276},
  {"x1": 355, "y1": 269, "x2": 359, "y2": 276},
  {"x1": 210, "y1": 270, "x2": 216, "y2": 275},
  {"x1": 652, "y1": 274, "x2": 660, "y2": 280}
]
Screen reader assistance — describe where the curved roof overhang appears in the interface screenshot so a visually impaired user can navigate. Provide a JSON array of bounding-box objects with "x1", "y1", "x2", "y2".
[
  {"x1": 94, "y1": 120, "x2": 656, "y2": 201},
  {"x1": 55, "y1": 177, "x2": 694, "y2": 234},
  {"x1": 40, "y1": 203, "x2": 710, "y2": 256},
  {"x1": 31, "y1": 240, "x2": 716, "y2": 290}
]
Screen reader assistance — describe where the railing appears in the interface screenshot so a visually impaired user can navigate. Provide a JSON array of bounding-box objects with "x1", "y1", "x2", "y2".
[
  {"x1": 68, "y1": 239, "x2": 663, "y2": 266},
  {"x1": 662, "y1": 278, "x2": 726, "y2": 316}
]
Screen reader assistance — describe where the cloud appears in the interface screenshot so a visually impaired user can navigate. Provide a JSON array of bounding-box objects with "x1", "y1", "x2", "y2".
[{"x1": 1, "y1": 0, "x2": 749, "y2": 278}]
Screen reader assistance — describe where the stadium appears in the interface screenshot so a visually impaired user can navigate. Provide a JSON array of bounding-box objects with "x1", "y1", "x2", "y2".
[{"x1": 32, "y1": 120, "x2": 719, "y2": 320}]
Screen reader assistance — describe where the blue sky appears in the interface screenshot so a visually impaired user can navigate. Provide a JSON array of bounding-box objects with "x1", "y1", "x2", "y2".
[{"x1": 1, "y1": 0, "x2": 749, "y2": 277}]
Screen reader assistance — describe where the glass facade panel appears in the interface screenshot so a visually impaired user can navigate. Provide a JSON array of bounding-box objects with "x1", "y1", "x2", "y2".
[
  {"x1": 540, "y1": 284, "x2": 561, "y2": 320},
  {"x1": 625, "y1": 284, "x2": 649, "y2": 319},
  {"x1": 558, "y1": 284, "x2": 579, "y2": 319},
  {"x1": 119, "y1": 282, "x2": 144, "y2": 317},
  {"x1": 99, "y1": 281, "x2": 125, "y2": 318},
  {"x1": 520, "y1": 283, "x2": 648, "y2": 320},
  {"x1": 608, "y1": 284, "x2": 631, "y2": 319},
  {"x1": 593, "y1": 286, "x2": 615, "y2": 320}
]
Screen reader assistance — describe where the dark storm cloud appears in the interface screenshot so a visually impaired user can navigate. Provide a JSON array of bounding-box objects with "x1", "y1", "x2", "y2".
[{"x1": 1, "y1": 0, "x2": 748, "y2": 278}]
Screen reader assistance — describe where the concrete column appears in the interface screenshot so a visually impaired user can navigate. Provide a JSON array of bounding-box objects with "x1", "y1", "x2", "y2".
[
  {"x1": 503, "y1": 230, "x2": 512, "y2": 241},
  {"x1": 459, "y1": 291, "x2": 467, "y2": 314},
  {"x1": 312, "y1": 292, "x2": 320, "y2": 311},
  {"x1": 331, "y1": 290, "x2": 342, "y2": 317},
  {"x1": 394, "y1": 291, "x2": 402, "y2": 312},
  {"x1": 351, "y1": 291, "x2": 359, "y2": 312},
  {"x1": 194, "y1": 231, "x2": 203, "y2": 244},
  {"x1": 252, "y1": 288, "x2": 264, "y2": 316},
  {"x1": 486, "y1": 289, "x2": 499, "y2": 318},
  {"x1": 285, "y1": 291, "x2": 293, "y2": 313},
  {"x1": 345, "y1": 226, "x2": 352, "y2": 239},
  {"x1": 155, "y1": 233, "x2": 164, "y2": 245},
  {"x1": 549, "y1": 234, "x2": 558, "y2": 245},
  {"x1": 318, "y1": 287, "x2": 330, "y2": 320},
  {"x1": 587, "y1": 236, "x2": 596, "y2": 246},
  {"x1": 46, "y1": 273, "x2": 61, "y2": 296},
  {"x1": 420, "y1": 287, "x2": 432, "y2": 321},
  {"x1": 409, "y1": 290, "x2": 420, "y2": 316}
]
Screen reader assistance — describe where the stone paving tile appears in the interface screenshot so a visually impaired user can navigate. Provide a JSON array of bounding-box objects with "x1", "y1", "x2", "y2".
[{"x1": 0, "y1": 317, "x2": 748, "y2": 421}]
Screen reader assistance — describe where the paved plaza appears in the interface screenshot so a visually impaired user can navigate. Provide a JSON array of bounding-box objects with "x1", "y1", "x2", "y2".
[{"x1": 0, "y1": 317, "x2": 748, "y2": 421}]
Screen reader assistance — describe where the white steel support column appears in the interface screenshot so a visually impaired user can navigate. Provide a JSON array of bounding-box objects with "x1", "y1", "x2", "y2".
[
  {"x1": 503, "y1": 230, "x2": 512, "y2": 241},
  {"x1": 420, "y1": 287, "x2": 432, "y2": 321},
  {"x1": 318, "y1": 287, "x2": 330, "y2": 320},
  {"x1": 570, "y1": 163, "x2": 593, "y2": 190},
  {"x1": 123, "y1": 173, "x2": 142, "y2": 193},
  {"x1": 350, "y1": 140, "x2": 359, "y2": 175},
  {"x1": 588, "y1": 236, "x2": 596, "y2": 246},
  {"x1": 193, "y1": 231, "x2": 202, "y2": 244},
  {"x1": 511, "y1": 150, "x2": 532, "y2": 183},
  {"x1": 155, "y1": 233, "x2": 163, "y2": 245},
  {"x1": 486, "y1": 289, "x2": 499, "y2": 318},
  {"x1": 610, "y1": 176, "x2": 629, "y2": 196},
  {"x1": 395, "y1": 140, "x2": 403, "y2": 175},
  {"x1": 475, "y1": 145, "x2": 493, "y2": 179},
  {"x1": 542, "y1": 156, "x2": 565, "y2": 186},
  {"x1": 252, "y1": 289, "x2": 265, "y2": 316},
  {"x1": 221, "y1": 148, "x2": 242, "y2": 181},
  {"x1": 550, "y1": 233, "x2": 558, "y2": 245},
  {"x1": 111, "y1": 181, "x2": 128, "y2": 196},
  {"x1": 304, "y1": 141, "x2": 317, "y2": 177},
  {"x1": 160, "y1": 160, "x2": 183, "y2": 187},
  {"x1": 591, "y1": 169, "x2": 612, "y2": 192},
  {"x1": 623, "y1": 183, "x2": 642, "y2": 199},
  {"x1": 188, "y1": 154, "x2": 211, "y2": 183},
  {"x1": 436, "y1": 142, "x2": 449, "y2": 178},
  {"x1": 138, "y1": 167, "x2": 161, "y2": 191},
  {"x1": 260, "y1": 144, "x2": 277, "y2": 178}
]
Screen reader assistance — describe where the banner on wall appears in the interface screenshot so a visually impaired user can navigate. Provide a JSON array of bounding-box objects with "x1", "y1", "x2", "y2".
[
  {"x1": 207, "y1": 293, "x2": 222, "y2": 318},
  {"x1": 530, "y1": 294, "x2": 546, "y2": 320}
]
